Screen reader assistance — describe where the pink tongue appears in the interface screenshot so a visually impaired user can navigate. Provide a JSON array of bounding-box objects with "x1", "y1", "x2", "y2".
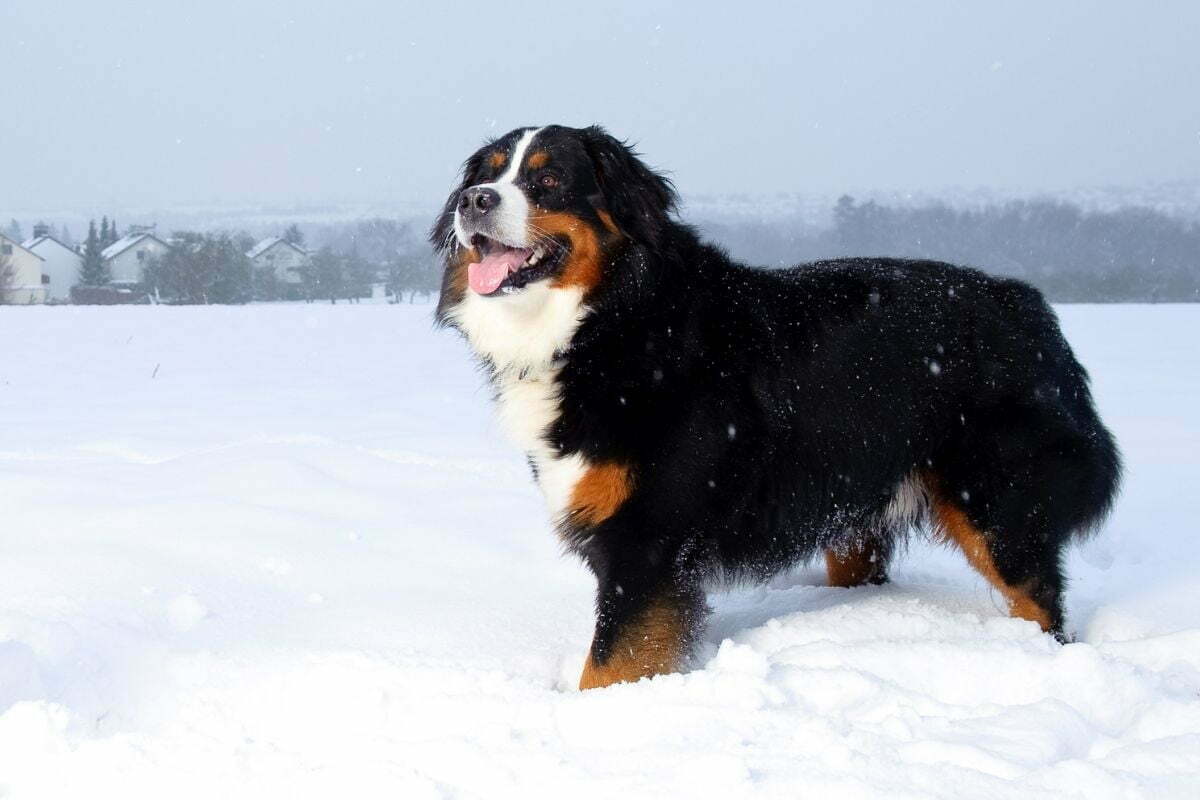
[{"x1": 467, "y1": 248, "x2": 533, "y2": 295}]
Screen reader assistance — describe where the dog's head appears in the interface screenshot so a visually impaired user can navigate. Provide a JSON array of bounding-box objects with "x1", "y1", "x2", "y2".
[{"x1": 432, "y1": 125, "x2": 676, "y2": 324}]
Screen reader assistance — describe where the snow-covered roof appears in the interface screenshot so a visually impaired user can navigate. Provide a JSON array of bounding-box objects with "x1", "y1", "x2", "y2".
[
  {"x1": 247, "y1": 236, "x2": 307, "y2": 260},
  {"x1": 101, "y1": 232, "x2": 169, "y2": 261},
  {"x1": 246, "y1": 236, "x2": 282, "y2": 259},
  {"x1": 22, "y1": 235, "x2": 78, "y2": 255},
  {"x1": 0, "y1": 232, "x2": 45, "y2": 260}
]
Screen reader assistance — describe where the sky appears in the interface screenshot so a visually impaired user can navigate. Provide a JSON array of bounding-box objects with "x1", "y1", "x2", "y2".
[{"x1": 2, "y1": 0, "x2": 1198, "y2": 214}]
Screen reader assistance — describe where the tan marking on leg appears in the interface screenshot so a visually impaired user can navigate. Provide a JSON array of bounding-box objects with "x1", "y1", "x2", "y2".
[
  {"x1": 826, "y1": 538, "x2": 886, "y2": 587},
  {"x1": 568, "y1": 462, "x2": 632, "y2": 526},
  {"x1": 526, "y1": 150, "x2": 549, "y2": 169},
  {"x1": 579, "y1": 595, "x2": 688, "y2": 690},
  {"x1": 932, "y1": 497, "x2": 1053, "y2": 630}
]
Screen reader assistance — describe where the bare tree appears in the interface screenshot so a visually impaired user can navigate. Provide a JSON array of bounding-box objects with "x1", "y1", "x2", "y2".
[{"x1": 0, "y1": 251, "x2": 16, "y2": 304}]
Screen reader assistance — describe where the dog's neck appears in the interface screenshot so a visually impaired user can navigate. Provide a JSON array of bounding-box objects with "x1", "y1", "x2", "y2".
[{"x1": 447, "y1": 282, "x2": 589, "y2": 377}]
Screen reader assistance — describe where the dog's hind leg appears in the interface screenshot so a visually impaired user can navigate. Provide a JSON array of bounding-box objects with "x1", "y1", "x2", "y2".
[
  {"x1": 929, "y1": 407, "x2": 1119, "y2": 641},
  {"x1": 930, "y1": 494, "x2": 1064, "y2": 636}
]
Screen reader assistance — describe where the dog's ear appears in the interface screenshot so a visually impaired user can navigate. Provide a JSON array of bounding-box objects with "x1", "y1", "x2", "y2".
[
  {"x1": 429, "y1": 149, "x2": 487, "y2": 254},
  {"x1": 581, "y1": 125, "x2": 677, "y2": 249}
]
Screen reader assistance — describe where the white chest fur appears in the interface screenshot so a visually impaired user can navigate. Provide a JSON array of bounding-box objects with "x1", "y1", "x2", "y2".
[
  {"x1": 494, "y1": 367, "x2": 587, "y2": 521},
  {"x1": 447, "y1": 283, "x2": 591, "y2": 521},
  {"x1": 448, "y1": 282, "x2": 586, "y2": 374}
]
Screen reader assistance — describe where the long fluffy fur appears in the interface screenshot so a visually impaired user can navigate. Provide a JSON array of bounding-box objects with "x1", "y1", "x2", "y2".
[{"x1": 434, "y1": 125, "x2": 1122, "y2": 684}]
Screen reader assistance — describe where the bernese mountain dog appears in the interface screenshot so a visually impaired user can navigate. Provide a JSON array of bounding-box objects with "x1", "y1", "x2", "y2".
[{"x1": 431, "y1": 124, "x2": 1121, "y2": 690}]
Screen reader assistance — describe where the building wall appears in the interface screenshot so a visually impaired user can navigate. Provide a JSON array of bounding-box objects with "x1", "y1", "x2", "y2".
[
  {"x1": 1, "y1": 235, "x2": 47, "y2": 304},
  {"x1": 27, "y1": 239, "x2": 82, "y2": 301},
  {"x1": 254, "y1": 244, "x2": 308, "y2": 284},
  {"x1": 109, "y1": 239, "x2": 171, "y2": 284}
]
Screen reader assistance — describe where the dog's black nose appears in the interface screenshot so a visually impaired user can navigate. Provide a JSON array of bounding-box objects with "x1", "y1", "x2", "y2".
[{"x1": 458, "y1": 186, "x2": 500, "y2": 216}]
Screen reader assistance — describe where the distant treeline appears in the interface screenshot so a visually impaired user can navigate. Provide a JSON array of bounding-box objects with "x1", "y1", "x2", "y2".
[
  {"x1": 141, "y1": 221, "x2": 438, "y2": 305},
  {"x1": 16, "y1": 196, "x2": 1198, "y2": 304},
  {"x1": 696, "y1": 197, "x2": 1200, "y2": 302}
]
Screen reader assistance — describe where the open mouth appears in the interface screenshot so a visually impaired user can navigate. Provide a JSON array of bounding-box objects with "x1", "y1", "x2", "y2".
[{"x1": 466, "y1": 234, "x2": 567, "y2": 296}]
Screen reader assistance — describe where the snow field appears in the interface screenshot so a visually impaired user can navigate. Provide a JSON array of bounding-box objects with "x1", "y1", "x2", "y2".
[{"x1": 1, "y1": 302, "x2": 1198, "y2": 798}]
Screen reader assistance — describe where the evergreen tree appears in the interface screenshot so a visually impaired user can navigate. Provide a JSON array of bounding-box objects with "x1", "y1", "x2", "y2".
[
  {"x1": 252, "y1": 264, "x2": 282, "y2": 302},
  {"x1": 4, "y1": 219, "x2": 22, "y2": 242},
  {"x1": 142, "y1": 231, "x2": 251, "y2": 304},
  {"x1": 343, "y1": 248, "x2": 375, "y2": 302},
  {"x1": 78, "y1": 220, "x2": 111, "y2": 286},
  {"x1": 298, "y1": 247, "x2": 344, "y2": 303},
  {"x1": 100, "y1": 217, "x2": 110, "y2": 246},
  {"x1": 110, "y1": 217, "x2": 119, "y2": 243}
]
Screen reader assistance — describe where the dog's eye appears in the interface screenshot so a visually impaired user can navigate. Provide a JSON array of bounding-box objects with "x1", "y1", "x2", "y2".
[{"x1": 538, "y1": 173, "x2": 559, "y2": 189}]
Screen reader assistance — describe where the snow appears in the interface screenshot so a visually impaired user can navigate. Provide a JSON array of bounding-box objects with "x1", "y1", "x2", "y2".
[
  {"x1": 245, "y1": 236, "x2": 307, "y2": 260},
  {"x1": 245, "y1": 235, "x2": 285, "y2": 259},
  {"x1": 1, "y1": 302, "x2": 1198, "y2": 798},
  {"x1": 99, "y1": 233, "x2": 164, "y2": 262}
]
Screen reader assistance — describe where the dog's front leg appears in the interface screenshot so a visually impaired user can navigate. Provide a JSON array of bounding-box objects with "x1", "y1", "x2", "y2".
[{"x1": 578, "y1": 575, "x2": 704, "y2": 690}]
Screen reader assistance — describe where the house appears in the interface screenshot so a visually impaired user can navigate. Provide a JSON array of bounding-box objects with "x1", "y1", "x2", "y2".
[
  {"x1": 22, "y1": 226, "x2": 82, "y2": 301},
  {"x1": 102, "y1": 230, "x2": 172, "y2": 285},
  {"x1": 247, "y1": 237, "x2": 309, "y2": 285},
  {"x1": 0, "y1": 232, "x2": 47, "y2": 304}
]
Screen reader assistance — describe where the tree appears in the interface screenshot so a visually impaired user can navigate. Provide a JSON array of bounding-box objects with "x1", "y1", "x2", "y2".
[
  {"x1": 298, "y1": 247, "x2": 345, "y2": 303},
  {"x1": 142, "y1": 231, "x2": 251, "y2": 304},
  {"x1": 0, "y1": 251, "x2": 15, "y2": 303},
  {"x1": 384, "y1": 259, "x2": 406, "y2": 303},
  {"x1": 386, "y1": 255, "x2": 439, "y2": 303},
  {"x1": 343, "y1": 247, "x2": 376, "y2": 302},
  {"x1": 78, "y1": 220, "x2": 111, "y2": 286},
  {"x1": 4, "y1": 219, "x2": 22, "y2": 242},
  {"x1": 96, "y1": 216, "x2": 122, "y2": 246},
  {"x1": 282, "y1": 224, "x2": 305, "y2": 248},
  {"x1": 252, "y1": 264, "x2": 282, "y2": 301},
  {"x1": 415, "y1": 259, "x2": 439, "y2": 301}
]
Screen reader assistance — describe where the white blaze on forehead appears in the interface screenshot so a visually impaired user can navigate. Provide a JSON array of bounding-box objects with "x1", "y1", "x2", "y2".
[
  {"x1": 454, "y1": 127, "x2": 545, "y2": 249},
  {"x1": 497, "y1": 127, "x2": 542, "y2": 185}
]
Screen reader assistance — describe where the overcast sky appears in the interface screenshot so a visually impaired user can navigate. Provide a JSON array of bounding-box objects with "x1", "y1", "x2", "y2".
[{"x1": 2, "y1": 0, "x2": 1197, "y2": 213}]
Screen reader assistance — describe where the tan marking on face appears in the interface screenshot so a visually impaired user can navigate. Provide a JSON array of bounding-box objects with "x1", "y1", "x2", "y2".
[
  {"x1": 569, "y1": 462, "x2": 633, "y2": 526},
  {"x1": 596, "y1": 209, "x2": 620, "y2": 236},
  {"x1": 447, "y1": 245, "x2": 476, "y2": 299},
  {"x1": 931, "y1": 496, "x2": 1054, "y2": 630},
  {"x1": 579, "y1": 595, "x2": 689, "y2": 690},
  {"x1": 825, "y1": 538, "x2": 887, "y2": 587},
  {"x1": 527, "y1": 150, "x2": 550, "y2": 169},
  {"x1": 527, "y1": 210, "x2": 608, "y2": 292},
  {"x1": 488, "y1": 151, "x2": 507, "y2": 170}
]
